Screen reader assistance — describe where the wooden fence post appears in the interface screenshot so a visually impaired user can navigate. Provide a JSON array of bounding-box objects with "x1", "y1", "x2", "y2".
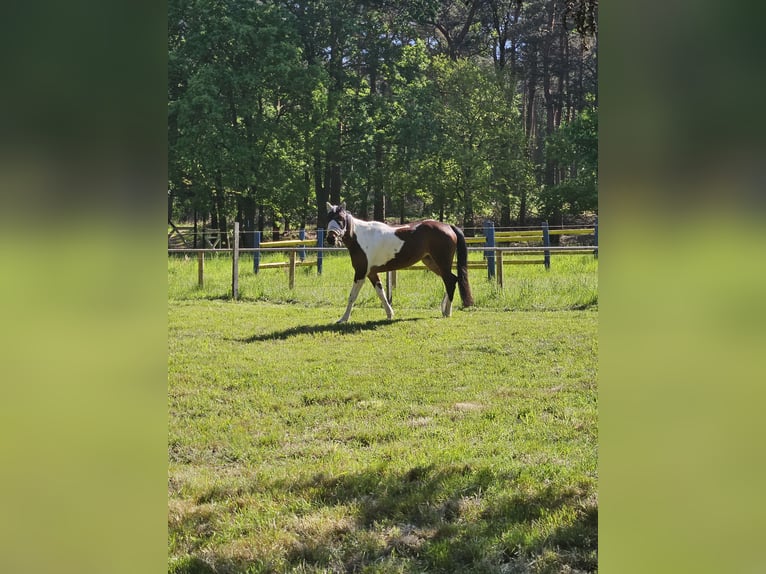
[
  {"x1": 386, "y1": 271, "x2": 394, "y2": 304},
  {"x1": 232, "y1": 222, "x2": 240, "y2": 299},
  {"x1": 483, "y1": 220, "x2": 495, "y2": 280},
  {"x1": 253, "y1": 230, "x2": 261, "y2": 274},
  {"x1": 288, "y1": 250, "x2": 296, "y2": 289},
  {"x1": 316, "y1": 229, "x2": 324, "y2": 275},
  {"x1": 496, "y1": 249, "x2": 504, "y2": 288},
  {"x1": 542, "y1": 221, "x2": 550, "y2": 270},
  {"x1": 197, "y1": 251, "x2": 204, "y2": 288}
]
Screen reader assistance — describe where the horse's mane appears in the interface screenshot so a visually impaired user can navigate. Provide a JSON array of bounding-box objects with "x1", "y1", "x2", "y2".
[{"x1": 345, "y1": 211, "x2": 357, "y2": 238}]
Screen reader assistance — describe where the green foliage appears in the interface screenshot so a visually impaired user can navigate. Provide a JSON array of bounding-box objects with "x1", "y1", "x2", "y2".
[
  {"x1": 541, "y1": 100, "x2": 598, "y2": 219},
  {"x1": 169, "y1": 0, "x2": 323, "y2": 223},
  {"x1": 168, "y1": 0, "x2": 598, "y2": 228}
]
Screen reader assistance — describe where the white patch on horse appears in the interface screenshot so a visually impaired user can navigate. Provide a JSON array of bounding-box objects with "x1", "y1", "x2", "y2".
[{"x1": 353, "y1": 220, "x2": 405, "y2": 272}]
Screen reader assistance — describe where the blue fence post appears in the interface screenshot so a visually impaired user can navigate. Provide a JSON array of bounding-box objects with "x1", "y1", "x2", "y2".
[
  {"x1": 299, "y1": 229, "x2": 306, "y2": 262},
  {"x1": 253, "y1": 230, "x2": 261, "y2": 274},
  {"x1": 483, "y1": 220, "x2": 495, "y2": 280},
  {"x1": 316, "y1": 229, "x2": 324, "y2": 275},
  {"x1": 593, "y1": 217, "x2": 599, "y2": 260},
  {"x1": 542, "y1": 221, "x2": 550, "y2": 270}
]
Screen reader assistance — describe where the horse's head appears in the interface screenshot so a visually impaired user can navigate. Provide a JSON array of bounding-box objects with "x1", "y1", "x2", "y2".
[{"x1": 326, "y1": 202, "x2": 348, "y2": 246}]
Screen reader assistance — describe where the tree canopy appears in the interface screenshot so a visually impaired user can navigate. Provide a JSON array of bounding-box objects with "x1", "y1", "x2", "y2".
[{"x1": 168, "y1": 0, "x2": 598, "y2": 237}]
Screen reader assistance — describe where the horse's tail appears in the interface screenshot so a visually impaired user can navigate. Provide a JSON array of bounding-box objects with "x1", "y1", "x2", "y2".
[{"x1": 451, "y1": 224, "x2": 474, "y2": 307}]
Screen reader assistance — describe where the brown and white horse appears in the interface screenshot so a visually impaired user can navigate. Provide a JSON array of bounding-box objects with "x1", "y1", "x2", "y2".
[{"x1": 325, "y1": 203, "x2": 474, "y2": 323}]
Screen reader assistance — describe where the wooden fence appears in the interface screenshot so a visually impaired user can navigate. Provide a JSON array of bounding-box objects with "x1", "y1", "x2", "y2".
[{"x1": 168, "y1": 220, "x2": 598, "y2": 299}]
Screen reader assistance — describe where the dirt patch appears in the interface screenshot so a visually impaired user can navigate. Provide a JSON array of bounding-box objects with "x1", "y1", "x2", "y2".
[{"x1": 453, "y1": 402, "x2": 484, "y2": 411}]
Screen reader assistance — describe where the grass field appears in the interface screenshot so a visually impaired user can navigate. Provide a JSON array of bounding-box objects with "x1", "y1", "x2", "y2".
[
  {"x1": 168, "y1": 252, "x2": 598, "y2": 573},
  {"x1": 168, "y1": 250, "x2": 597, "y2": 312}
]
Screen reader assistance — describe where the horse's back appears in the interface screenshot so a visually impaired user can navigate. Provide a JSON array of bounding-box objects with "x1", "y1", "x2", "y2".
[
  {"x1": 396, "y1": 220, "x2": 457, "y2": 248},
  {"x1": 387, "y1": 220, "x2": 457, "y2": 266}
]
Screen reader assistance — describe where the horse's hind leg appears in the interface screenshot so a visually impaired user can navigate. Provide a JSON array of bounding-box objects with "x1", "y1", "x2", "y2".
[
  {"x1": 368, "y1": 273, "x2": 394, "y2": 320},
  {"x1": 440, "y1": 274, "x2": 458, "y2": 317},
  {"x1": 423, "y1": 255, "x2": 456, "y2": 317}
]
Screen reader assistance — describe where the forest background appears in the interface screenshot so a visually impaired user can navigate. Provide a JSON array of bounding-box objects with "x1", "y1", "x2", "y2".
[{"x1": 168, "y1": 0, "x2": 598, "y2": 245}]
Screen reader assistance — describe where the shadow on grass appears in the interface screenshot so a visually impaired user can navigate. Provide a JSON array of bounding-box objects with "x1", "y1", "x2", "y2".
[
  {"x1": 236, "y1": 317, "x2": 423, "y2": 342},
  {"x1": 286, "y1": 466, "x2": 597, "y2": 573},
  {"x1": 177, "y1": 464, "x2": 597, "y2": 574}
]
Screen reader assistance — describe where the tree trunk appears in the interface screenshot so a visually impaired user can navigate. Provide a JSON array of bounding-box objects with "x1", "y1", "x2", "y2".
[
  {"x1": 214, "y1": 171, "x2": 227, "y2": 248},
  {"x1": 542, "y1": 0, "x2": 559, "y2": 191},
  {"x1": 360, "y1": 161, "x2": 370, "y2": 219},
  {"x1": 243, "y1": 192, "x2": 256, "y2": 248},
  {"x1": 235, "y1": 202, "x2": 244, "y2": 244},
  {"x1": 193, "y1": 210, "x2": 198, "y2": 248},
  {"x1": 500, "y1": 191, "x2": 512, "y2": 227},
  {"x1": 257, "y1": 203, "x2": 265, "y2": 234},
  {"x1": 301, "y1": 169, "x2": 310, "y2": 229},
  {"x1": 463, "y1": 167, "x2": 474, "y2": 236},
  {"x1": 525, "y1": 44, "x2": 538, "y2": 145},
  {"x1": 167, "y1": 189, "x2": 174, "y2": 223},
  {"x1": 314, "y1": 152, "x2": 327, "y2": 228},
  {"x1": 519, "y1": 188, "x2": 528, "y2": 225},
  {"x1": 210, "y1": 193, "x2": 219, "y2": 237},
  {"x1": 329, "y1": 128, "x2": 342, "y2": 205},
  {"x1": 373, "y1": 139, "x2": 385, "y2": 221},
  {"x1": 525, "y1": 44, "x2": 543, "y2": 203},
  {"x1": 326, "y1": 11, "x2": 344, "y2": 207}
]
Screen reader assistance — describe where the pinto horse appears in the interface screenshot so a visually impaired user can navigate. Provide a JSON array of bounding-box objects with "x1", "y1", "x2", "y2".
[{"x1": 325, "y1": 203, "x2": 474, "y2": 323}]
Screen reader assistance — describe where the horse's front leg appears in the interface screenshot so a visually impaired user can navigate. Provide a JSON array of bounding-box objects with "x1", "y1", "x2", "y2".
[
  {"x1": 337, "y1": 278, "x2": 365, "y2": 323},
  {"x1": 368, "y1": 273, "x2": 394, "y2": 320}
]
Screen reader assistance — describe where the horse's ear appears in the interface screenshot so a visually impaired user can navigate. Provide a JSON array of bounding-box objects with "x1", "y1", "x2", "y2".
[{"x1": 326, "y1": 202, "x2": 333, "y2": 213}]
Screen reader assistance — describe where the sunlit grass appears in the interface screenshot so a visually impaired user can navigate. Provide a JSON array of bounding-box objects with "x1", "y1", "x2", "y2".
[
  {"x1": 168, "y1": 251, "x2": 597, "y2": 314},
  {"x1": 168, "y1": 249, "x2": 597, "y2": 572}
]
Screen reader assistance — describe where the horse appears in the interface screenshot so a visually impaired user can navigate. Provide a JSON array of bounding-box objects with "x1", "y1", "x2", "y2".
[{"x1": 325, "y1": 202, "x2": 474, "y2": 323}]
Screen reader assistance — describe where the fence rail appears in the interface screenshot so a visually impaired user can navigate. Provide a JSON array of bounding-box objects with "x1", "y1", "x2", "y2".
[
  {"x1": 168, "y1": 219, "x2": 597, "y2": 298},
  {"x1": 168, "y1": 246, "x2": 597, "y2": 254}
]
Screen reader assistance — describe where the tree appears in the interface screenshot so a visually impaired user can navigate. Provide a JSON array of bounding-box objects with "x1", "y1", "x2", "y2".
[
  {"x1": 169, "y1": 0, "x2": 320, "y2": 243},
  {"x1": 428, "y1": 55, "x2": 532, "y2": 231},
  {"x1": 540, "y1": 97, "x2": 597, "y2": 220},
  {"x1": 167, "y1": 0, "x2": 598, "y2": 231}
]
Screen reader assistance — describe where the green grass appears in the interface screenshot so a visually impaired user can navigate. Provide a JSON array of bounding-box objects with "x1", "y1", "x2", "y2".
[
  {"x1": 168, "y1": 251, "x2": 597, "y2": 312},
  {"x1": 168, "y1": 253, "x2": 597, "y2": 573}
]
